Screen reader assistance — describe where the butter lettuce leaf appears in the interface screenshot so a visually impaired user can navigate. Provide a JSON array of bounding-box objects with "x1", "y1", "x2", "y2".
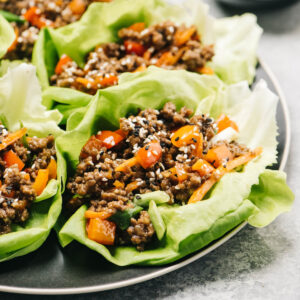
[
  {"x1": 57, "y1": 68, "x2": 293, "y2": 266},
  {"x1": 0, "y1": 14, "x2": 14, "y2": 59}
]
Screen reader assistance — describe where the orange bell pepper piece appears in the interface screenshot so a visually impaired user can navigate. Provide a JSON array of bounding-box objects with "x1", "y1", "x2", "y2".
[
  {"x1": 55, "y1": 54, "x2": 72, "y2": 75},
  {"x1": 68, "y1": 0, "x2": 86, "y2": 15},
  {"x1": 114, "y1": 129, "x2": 127, "y2": 138},
  {"x1": 32, "y1": 169, "x2": 49, "y2": 196},
  {"x1": 3, "y1": 150, "x2": 24, "y2": 171},
  {"x1": 47, "y1": 158, "x2": 57, "y2": 180},
  {"x1": 0, "y1": 128, "x2": 27, "y2": 151},
  {"x1": 216, "y1": 114, "x2": 239, "y2": 133},
  {"x1": 171, "y1": 125, "x2": 201, "y2": 148},
  {"x1": 204, "y1": 144, "x2": 233, "y2": 168},
  {"x1": 192, "y1": 159, "x2": 215, "y2": 177},
  {"x1": 84, "y1": 210, "x2": 112, "y2": 219},
  {"x1": 128, "y1": 22, "x2": 145, "y2": 32},
  {"x1": 95, "y1": 130, "x2": 124, "y2": 149},
  {"x1": 87, "y1": 218, "x2": 116, "y2": 245},
  {"x1": 136, "y1": 141, "x2": 162, "y2": 169}
]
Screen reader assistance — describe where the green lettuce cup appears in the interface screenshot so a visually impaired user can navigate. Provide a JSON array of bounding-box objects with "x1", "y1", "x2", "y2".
[
  {"x1": 57, "y1": 67, "x2": 294, "y2": 266},
  {"x1": 32, "y1": 0, "x2": 262, "y2": 117},
  {"x1": 0, "y1": 63, "x2": 65, "y2": 262}
]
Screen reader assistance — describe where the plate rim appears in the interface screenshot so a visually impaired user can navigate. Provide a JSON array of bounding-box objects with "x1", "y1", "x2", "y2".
[{"x1": 0, "y1": 58, "x2": 292, "y2": 295}]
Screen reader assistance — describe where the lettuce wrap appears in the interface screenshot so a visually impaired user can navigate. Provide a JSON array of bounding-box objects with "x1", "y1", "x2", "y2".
[
  {"x1": 0, "y1": 63, "x2": 65, "y2": 262},
  {"x1": 32, "y1": 0, "x2": 262, "y2": 116},
  {"x1": 57, "y1": 67, "x2": 294, "y2": 266}
]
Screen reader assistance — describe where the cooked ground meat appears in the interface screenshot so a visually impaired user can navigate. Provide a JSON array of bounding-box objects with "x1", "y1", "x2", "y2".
[
  {"x1": 66, "y1": 102, "x2": 248, "y2": 250},
  {"x1": 127, "y1": 211, "x2": 155, "y2": 251},
  {"x1": 1, "y1": 0, "x2": 109, "y2": 60},
  {"x1": 51, "y1": 21, "x2": 214, "y2": 94},
  {"x1": 0, "y1": 125, "x2": 56, "y2": 234}
]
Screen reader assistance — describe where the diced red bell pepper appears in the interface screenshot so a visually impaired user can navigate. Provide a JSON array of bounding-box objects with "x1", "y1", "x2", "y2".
[
  {"x1": 3, "y1": 150, "x2": 24, "y2": 171},
  {"x1": 124, "y1": 40, "x2": 146, "y2": 56},
  {"x1": 87, "y1": 218, "x2": 116, "y2": 245}
]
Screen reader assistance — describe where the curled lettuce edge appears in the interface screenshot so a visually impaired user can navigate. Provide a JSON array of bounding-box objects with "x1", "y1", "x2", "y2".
[
  {"x1": 0, "y1": 14, "x2": 15, "y2": 59},
  {"x1": 57, "y1": 68, "x2": 294, "y2": 266}
]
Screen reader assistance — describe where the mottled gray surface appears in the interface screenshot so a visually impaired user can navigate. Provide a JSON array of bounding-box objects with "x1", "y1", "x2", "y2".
[{"x1": 1, "y1": 1, "x2": 300, "y2": 299}]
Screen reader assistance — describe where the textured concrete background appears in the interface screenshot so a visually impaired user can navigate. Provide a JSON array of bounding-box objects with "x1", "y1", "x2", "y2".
[{"x1": 1, "y1": 1, "x2": 300, "y2": 299}]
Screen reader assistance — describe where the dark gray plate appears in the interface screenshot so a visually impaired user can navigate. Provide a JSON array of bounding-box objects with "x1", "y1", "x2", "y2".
[{"x1": 0, "y1": 59, "x2": 291, "y2": 295}]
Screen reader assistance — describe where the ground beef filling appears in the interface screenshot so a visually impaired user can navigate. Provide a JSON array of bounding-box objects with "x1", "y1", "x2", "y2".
[
  {"x1": 1, "y1": 0, "x2": 105, "y2": 60},
  {"x1": 51, "y1": 21, "x2": 214, "y2": 94},
  {"x1": 66, "y1": 102, "x2": 248, "y2": 250},
  {"x1": 0, "y1": 126, "x2": 56, "y2": 234}
]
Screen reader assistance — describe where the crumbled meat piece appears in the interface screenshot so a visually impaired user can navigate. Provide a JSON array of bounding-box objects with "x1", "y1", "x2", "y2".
[{"x1": 127, "y1": 211, "x2": 155, "y2": 251}]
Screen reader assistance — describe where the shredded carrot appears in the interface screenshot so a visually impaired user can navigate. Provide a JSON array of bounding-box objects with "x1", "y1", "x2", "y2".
[
  {"x1": 32, "y1": 169, "x2": 49, "y2": 196},
  {"x1": 198, "y1": 66, "x2": 214, "y2": 75},
  {"x1": 0, "y1": 128, "x2": 27, "y2": 151},
  {"x1": 174, "y1": 26, "x2": 197, "y2": 46},
  {"x1": 96, "y1": 75, "x2": 118, "y2": 87},
  {"x1": 55, "y1": 54, "x2": 72, "y2": 75},
  {"x1": 87, "y1": 218, "x2": 116, "y2": 245},
  {"x1": 194, "y1": 132, "x2": 203, "y2": 157},
  {"x1": 47, "y1": 158, "x2": 57, "y2": 180},
  {"x1": 143, "y1": 50, "x2": 151, "y2": 61},
  {"x1": 3, "y1": 150, "x2": 24, "y2": 171},
  {"x1": 113, "y1": 180, "x2": 125, "y2": 189},
  {"x1": 128, "y1": 22, "x2": 145, "y2": 32},
  {"x1": 133, "y1": 65, "x2": 147, "y2": 73},
  {"x1": 126, "y1": 181, "x2": 140, "y2": 192},
  {"x1": 188, "y1": 147, "x2": 262, "y2": 204},
  {"x1": 226, "y1": 147, "x2": 262, "y2": 171},
  {"x1": 7, "y1": 27, "x2": 19, "y2": 52},
  {"x1": 84, "y1": 210, "x2": 112, "y2": 219},
  {"x1": 76, "y1": 77, "x2": 95, "y2": 89},
  {"x1": 115, "y1": 157, "x2": 138, "y2": 172}
]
